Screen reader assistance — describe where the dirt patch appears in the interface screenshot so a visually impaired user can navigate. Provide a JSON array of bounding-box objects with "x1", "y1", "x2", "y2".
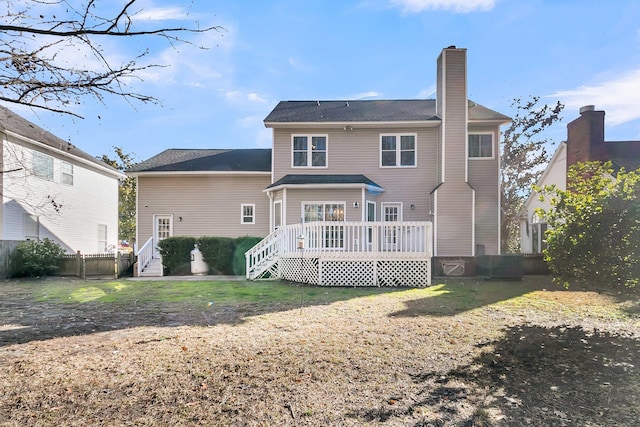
[{"x1": 1, "y1": 277, "x2": 639, "y2": 426}]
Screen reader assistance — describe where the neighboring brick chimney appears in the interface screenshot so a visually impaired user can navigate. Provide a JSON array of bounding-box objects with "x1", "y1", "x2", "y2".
[{"x1": 566, "y1": 105, "x2": 605, "y2": 167}]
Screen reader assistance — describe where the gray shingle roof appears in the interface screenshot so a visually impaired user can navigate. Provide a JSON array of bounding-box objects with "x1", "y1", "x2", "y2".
[
  {"x1": 0, "y1": 105, "x2": 119, "y2": 173},
  {"x1": 605, "y1": 140, "x2": 640, "y2": 172},
  {"x1": 264, "y1": 99, "x2": 510, "y2": 124},
  {"x1": 128, "y1": 148, "x2": 272, "y2": 173},
  {"x1": 267, "y1": 174, "x2": 383, "y2": 190}
]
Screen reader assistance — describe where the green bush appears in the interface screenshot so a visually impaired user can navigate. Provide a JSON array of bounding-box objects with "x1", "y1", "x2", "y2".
[
  {"x1": 12, "y1": 239, "x2": 65, "y2": 277},
  {"x1": 157, "y1": 236, "x2": 196, "y2": 275},
  {"x1": 233, "y1": 236, "x2": 263, "y2": 275},
  {"x1": 155, "y1": 235, "x2": 264, "y2": 276},
  {"x1": 198, "y1": 237, "x2": 235, "y2": 275}
]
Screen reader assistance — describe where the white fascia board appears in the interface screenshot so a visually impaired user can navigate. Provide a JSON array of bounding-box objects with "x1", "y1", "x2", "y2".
[
  {"x1": 264, "y1": 183, "x2": 385, "y2": 193},
  {"x1": 5, "y1": 130, "x2": 124, "y2": 179},
  {"x1": 264, "y1": 120, "x2": 441, "y2": 129}
]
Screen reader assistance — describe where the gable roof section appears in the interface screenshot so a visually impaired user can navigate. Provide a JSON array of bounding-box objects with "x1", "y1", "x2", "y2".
[
  {"x1": 266, "y1": 174, "x2": 384, "y2": 193},
  {"x1": 264, "y1": 99, "x2": 509, "y2": 126},
  {"x1": 0, "y1": 105, "x2": 121, "y2": 177},
  {"x1": 604, "y1": 140, "x2": 640, "y2": 172},
  {"x1": 128, "y1": 148, "x2": 272, "y2": 173}
]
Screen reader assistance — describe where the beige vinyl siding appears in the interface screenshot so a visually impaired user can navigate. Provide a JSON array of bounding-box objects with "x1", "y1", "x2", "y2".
[
  {"x1": 137, "y1": 174, "x2": 271, "y2": 244},
  {"x1": 468, "y1": 125, "x2": 500, "y2": 254},
  {"x1": 434, "y1": 182, "x2": 474, "y2": 256},
  {"x1": 442, "y1": 49, "x2": 467, "y2": 183},
  {"x1": 272, "y1": 127, "x2": 439, "y2": 224}
]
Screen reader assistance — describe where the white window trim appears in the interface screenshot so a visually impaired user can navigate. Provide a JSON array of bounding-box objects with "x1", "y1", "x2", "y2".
[
  {"x1": 61, "y1": 161, "x2": 74, "y2": 186},
  {"x1": 366, "y1": 200, "x2": 376, "y2": 222},
  {"x1": 291, "y1": 134, "x2": 329, "y2": 168},
  {"x1": 468, "y1": 132, "x2": 495, "y2": 160},
  {"x1": 97, "y1": 224, "x2": 108, "y2": 253},
  {"x1": 241, "y1": 204, "x2": 256, "y2": 225},
  {"x1": 273, "y1": 200, "x2": 282, "y2": 229},
  {"x1": 379, "y1": 133, "x2": 417, "y2": 168},
  {"x1": 381, "y1": 202, "x2": 403, "y2": 221},
  {"x1": 301, "y1": 201, "x2": 346, "y2": 223},
  {"x1": 32, "y1": 150, "x2": 54, "y2": 181}
]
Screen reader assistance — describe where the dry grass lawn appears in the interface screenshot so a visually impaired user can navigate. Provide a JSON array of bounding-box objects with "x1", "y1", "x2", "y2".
[{"x1": 1, "y1": 276, "x2": 639, "y2": 426}]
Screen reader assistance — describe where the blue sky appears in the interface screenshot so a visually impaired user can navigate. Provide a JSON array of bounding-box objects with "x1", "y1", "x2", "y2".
[{"x1": 11, "y1": 0, "x2": 640, "y2": 162}]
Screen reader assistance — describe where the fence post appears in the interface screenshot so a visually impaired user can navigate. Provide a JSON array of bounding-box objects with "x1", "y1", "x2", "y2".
[
  {"x1": 115, "y1": 251, "x2": 121, "y2": 279},
  {"x1": 75, "y1": 251, "x2": 82, "y2": 278}
]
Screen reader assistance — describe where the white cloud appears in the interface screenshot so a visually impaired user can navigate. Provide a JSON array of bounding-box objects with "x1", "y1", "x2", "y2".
[
  {"x1": 390, "y1": 0, "x2": 495, "y2": 13},
  {"x1": 133, "y1": 7, "x2": 188, "y2": 21},
  {"x1": 289, "y1": 57, "x2": 314, "y2": 72},
  {"x1": 248, "y1": 93, "x2": 268, "y2": 103},
  {"x1": 350, "y1": 91, "x2": 381, "y2": 100},
  {"x1": 550, "y1": 68, "x2": 640, "y2": 126}
]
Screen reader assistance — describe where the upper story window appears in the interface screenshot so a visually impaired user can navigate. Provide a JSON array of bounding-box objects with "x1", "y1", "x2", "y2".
[
  {"x1": 380, "y1": 134, "x2": 416, "y2": 167},
  {"x1": 292, "y1": 135, "x2": 327, "y2": 167},
  {"x1": 32, "y1": 151, "x2": 53, "y2": 180},
  {"x1": 61, "y1": 161, "x2": 74, "y2": 185},
  {"x1": 468, "y1": 133, "x2": 493, "y2": 158}
]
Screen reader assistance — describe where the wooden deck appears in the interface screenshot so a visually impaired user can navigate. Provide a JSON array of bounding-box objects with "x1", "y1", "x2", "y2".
[{"x1": 246, "y1": 221, "x2": 433, "y2": 286}]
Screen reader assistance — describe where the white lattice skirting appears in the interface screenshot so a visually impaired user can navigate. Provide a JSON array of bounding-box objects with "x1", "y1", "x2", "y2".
[{"x1": 279, "y1": 256, "x2": 431, "y2": 287}]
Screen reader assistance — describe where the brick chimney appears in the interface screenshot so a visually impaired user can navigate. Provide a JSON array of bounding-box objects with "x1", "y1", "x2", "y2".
[{"x1": 566, "y1": 105, "x2": 605, "y2": 167}]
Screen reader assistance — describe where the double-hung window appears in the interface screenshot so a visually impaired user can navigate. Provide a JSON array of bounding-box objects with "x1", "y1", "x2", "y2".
[
  {"x1": 380, "y1": 134, "x2": 416, "y2": 167},
  {"x1": 292, "y1": 135, "x2": 327, "y2": 167},
  {"x1": 32, "y1": 151, "x2": 54, "y2": 180},
  {"x1": 241, "y1": 204, "x2": 255, "y2": 224},
  {"x1": 468, "y1": 133, "x2": 493, "y2": 158},
  {"x1": 61, "y1": 161, "x2": 74, "y2": 185},
  {"x1": 97, "y1": 224, "x2": 108, "y2": 252}
]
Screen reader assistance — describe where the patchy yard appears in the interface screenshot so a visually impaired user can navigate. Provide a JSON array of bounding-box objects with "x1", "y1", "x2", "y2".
[{"x1": 1, "y1": 277, "x2": 639, "y2": 426}]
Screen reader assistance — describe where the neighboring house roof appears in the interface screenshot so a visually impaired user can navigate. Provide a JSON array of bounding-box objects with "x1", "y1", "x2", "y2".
[
  {"x1": 604, "y1": 140, "x2": 640, "y2": 172},
  {"x1": 264, "y1": 99, "x2": 509, "y2": 125},
  {"x1": 0, "y1": 105, "x2": 121, "y2": 177},
  {"x1": 266, "y1": 174, "x2": 384, "y2": 193},
  {"x1": 128, "y1": 148, "x2": 272, "y2": 173}
]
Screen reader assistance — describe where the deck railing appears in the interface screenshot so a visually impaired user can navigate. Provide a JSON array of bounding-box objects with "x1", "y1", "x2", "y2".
[
  {"x1": 246, "y1": 221, "x2": 433, "y2": 279},
  {"x1": 137, "y1": 237, "x2": 154, "y2": 277},
  {"x1": 280, "y1": 221, "x2": 433, "y2": 257}
]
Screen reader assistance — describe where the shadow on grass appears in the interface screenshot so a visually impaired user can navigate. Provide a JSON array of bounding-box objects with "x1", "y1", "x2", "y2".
[
  {"x1": 389, "y1": 276, "x2": 554, "y2": 318},
  {"x1": 0, "y1": 278, "x2": 406, "y2": 347},
  {"x1": 349, "y1": 324, "x2": 640, "y2": 426}
]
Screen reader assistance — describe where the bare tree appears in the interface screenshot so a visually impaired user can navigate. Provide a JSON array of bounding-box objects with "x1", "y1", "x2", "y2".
[{"x1": 0, "y1": 0, "x2": 221, "y2": 117}]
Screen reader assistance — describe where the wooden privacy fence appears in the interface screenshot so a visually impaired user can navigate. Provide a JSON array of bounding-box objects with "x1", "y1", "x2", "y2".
[
  {"x1": 56, "y1": 251, "x2": 134, "y2": 279},
  {"x1": 0, "y1": 240, "x2": 22, "y2": 279}
]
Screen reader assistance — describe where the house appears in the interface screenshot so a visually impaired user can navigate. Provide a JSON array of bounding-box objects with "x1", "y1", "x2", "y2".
[
  {"x1": 1, "y1": 105, "x2": 123, "y2": 253},
  {"x1": 519, "y1": 105, "x2": 640, "y2": 253},
  {"x1": 131, "y1": 47, "x2": 510, "y2": 283}
]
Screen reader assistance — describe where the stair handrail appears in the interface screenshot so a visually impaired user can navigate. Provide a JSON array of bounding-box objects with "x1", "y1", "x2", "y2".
[
  {"x1": 137, "y1": 237, "x2": 154, "y2": 277},
  {"x1": 245, "y1": 228, "x2": 282, "y2": 279}
]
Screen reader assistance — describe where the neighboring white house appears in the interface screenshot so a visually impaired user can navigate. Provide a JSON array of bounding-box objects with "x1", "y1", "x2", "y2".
[
  {"x1": 1, "y1": 105, "x2": 124, "y2": 253},
  {"x1": 519, "y1": 105, "x2": 640, "y2": 253}
]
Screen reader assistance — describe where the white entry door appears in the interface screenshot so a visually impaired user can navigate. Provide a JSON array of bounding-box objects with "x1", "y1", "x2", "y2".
[
  {"x1": 382, "y1": 203, "x2": 402, "y2": 251},
  {"x1": 153, "y1": 214, "x2": 173, "y2": 257}
]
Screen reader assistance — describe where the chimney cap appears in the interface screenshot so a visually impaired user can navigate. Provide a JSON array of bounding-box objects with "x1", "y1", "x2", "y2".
[{"x1": 580, "y1": 105, "x2": 595, "y2": 114}]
